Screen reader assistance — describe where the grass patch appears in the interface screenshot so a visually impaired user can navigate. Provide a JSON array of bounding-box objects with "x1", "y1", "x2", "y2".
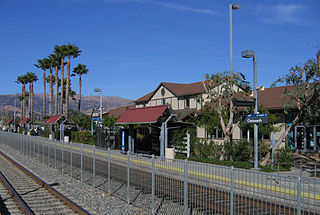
[
  {"x1": 174, "y1": 155, "x2": 253, "y2": 169},
  {"x1": 259, "y1": 164, "x2": 291, "y2": 172}
]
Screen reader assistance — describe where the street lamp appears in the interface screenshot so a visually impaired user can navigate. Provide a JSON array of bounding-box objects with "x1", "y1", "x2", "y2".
[
  {"x1": 229, "y1": 4, "x2": 240, "y2": 74},
  {"x1": 94, "y1": 88, "x2": 103, "y2": 120},
  {"x1": 241, "y1": 49, "x2": 259, "y2": 170}
]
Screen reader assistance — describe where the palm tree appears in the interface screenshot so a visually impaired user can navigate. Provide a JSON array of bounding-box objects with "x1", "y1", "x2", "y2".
[
  {"x1": 47, "y1": 55, "x2": 58, "y2": 116},
  {"x1": 72, "y1": 64, "x2": 88, "y2": 112},
  {"x1": 19, "y1": 91, "x2": 29, "y2": 118},
  {"x1": 25, "y1": 72, "x2": 38, "y2": 121},
  {"x1": 49, "y1": 53, "x2": 61, "y2": 115},
  {"x1": 34, "y1": 58, "x2": 50, "y2": 117},
  {"x1": 54, "y1": 45, "x2": 68, "y2": 115},
  {"x1": 65, "y1": 44, "x2": 81, "y2": 117},
  {"x1": 15, "y1": 75, "x2": 28, "y2": 118}
]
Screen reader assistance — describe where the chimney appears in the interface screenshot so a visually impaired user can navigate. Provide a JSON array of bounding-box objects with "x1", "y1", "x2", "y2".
[{"x1": 259, "y1": 86, "x2": 265, "y2": 91}]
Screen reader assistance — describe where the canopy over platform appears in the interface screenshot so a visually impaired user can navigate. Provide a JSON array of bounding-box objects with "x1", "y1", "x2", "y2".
[
  {"x1": 116, "y1": 105, "x2": 179, "y2": 125},
  {"x1": 19, "y1": 118, "x2": 30, "y2": 125},
  {"x1": 45, "y1": 115, "x2": 65, "y2": 124},
  {"x1": 115, "y1": 105, "x2": 191, "y2": 158}
]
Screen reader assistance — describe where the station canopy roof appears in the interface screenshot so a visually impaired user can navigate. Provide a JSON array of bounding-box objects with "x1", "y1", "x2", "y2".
[
  {"x1": 19, "y1": 118, "x2": 30, "y2": 124},
  {"x1": 115, "y1": 105, "x2": 174, "y2": 125},
  {"x1": 45, "y1": 115, "x2": 63, "y2": 124}
]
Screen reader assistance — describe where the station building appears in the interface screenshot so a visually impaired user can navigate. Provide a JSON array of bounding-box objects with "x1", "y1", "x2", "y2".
[{"x1": 109, "y1": 81, "x2": 318, "y2": 156}]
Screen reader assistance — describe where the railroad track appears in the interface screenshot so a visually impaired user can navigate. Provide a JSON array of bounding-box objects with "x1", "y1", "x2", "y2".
[{"x1": 0, "y1": 151, "x2": 90, "y2": 215}]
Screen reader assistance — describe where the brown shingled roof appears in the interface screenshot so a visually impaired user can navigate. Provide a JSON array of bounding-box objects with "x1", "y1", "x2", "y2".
[
  {"x1": 105, "y1": 105, "x2": 135, "y2": 118},
  {"x1": 134, "y1": 81, "x2": 206, "y2": 103},
  {"x1": 258, "y1": 85, "x2": 297, "y2": 110}
]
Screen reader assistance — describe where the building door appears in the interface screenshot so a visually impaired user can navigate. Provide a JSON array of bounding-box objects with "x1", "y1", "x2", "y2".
[
  {"x1": 306, "y1": 126, "x2": 315, "y2": 151},
  {"x1": 295, "y1": 126, "x2": 305, "y2": 150}
]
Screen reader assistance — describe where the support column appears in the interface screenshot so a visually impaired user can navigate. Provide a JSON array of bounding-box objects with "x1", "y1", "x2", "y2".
[{"x1": 160, "y1": 122, "x2": 165, "y2": 159}]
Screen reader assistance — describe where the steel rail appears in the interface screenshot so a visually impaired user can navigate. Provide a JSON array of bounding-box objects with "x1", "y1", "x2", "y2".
[
  {"x1": 0, "y1": 170, "x2": 34, "y2": 214},
  {"x1": 0, "y1": 150, "x2": 91, "y2": 215}
]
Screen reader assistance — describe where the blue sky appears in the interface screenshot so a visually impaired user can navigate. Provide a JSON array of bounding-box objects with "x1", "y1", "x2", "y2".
[{"x1": 0, "y1": 0, "x2": 319, "y2": 100}]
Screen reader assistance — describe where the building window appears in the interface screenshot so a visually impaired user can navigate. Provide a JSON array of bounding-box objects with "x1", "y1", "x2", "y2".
[
  {"x1": 207, "y1": 128, "x2": 224, "y2": 139},
  {"x1": 162, "y1": 99, "x2": 166, "y2": 105},
  {"x1": 186, "y1": 97, "x2": 190, "y2": 108},
  {"x1": 241, "y1": 128, "x2": 270, "y2": 140}
]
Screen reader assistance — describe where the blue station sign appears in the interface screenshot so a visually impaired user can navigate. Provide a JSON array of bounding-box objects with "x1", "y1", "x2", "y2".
[{"x1": 243, "y1": 113, "x2": 268, "y2": 124}]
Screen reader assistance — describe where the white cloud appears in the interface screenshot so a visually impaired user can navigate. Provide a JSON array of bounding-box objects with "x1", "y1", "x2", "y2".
[
  {"x1": 258, "y1": 3, "x2": 306, "y2": 25},
  {"x1": 104, "y1": 0, "x2": 220, "y2": 16}
]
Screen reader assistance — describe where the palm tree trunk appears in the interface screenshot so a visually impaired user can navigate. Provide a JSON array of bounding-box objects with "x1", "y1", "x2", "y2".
[
  {"x1": 28, "y1": 83, "x2": 31, "y2": 120},
  {"x1": 66, "y1": 56, "x2": 70, "y2": 117},
  {"x1": 49, "y1": 68, "x2": 53, "y2": 116},
  {"x1": 60, "y1": 58, "x2": 64, "y2": 115},
  {"x1": 78, "y1": 75, "x2": 82, "y2": 112},
  {"x1": 55, "y1": 66, "x2": 59, "y2": 115},
  {"x1": 31, "y1": 83, "x2": 34, "y2": 121},
  {"x1": 42, "y1": 69, "x2": 46, "y2": 117},
  {"x1": 22, "y1": 85, "x2": 25, "y2": 118}
]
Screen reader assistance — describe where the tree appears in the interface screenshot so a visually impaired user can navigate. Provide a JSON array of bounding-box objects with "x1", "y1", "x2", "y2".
[
  {"x1": 54, "y1": 45, "x2": 68, "y2": 115},
  {"x1": 203, "y1": 71, "x2": 250, "y2": 142},
  {"x1": 261, "y1": 50, "x2": 320, "y2": 165},
  {"x1": 25, "y1": 72, "x2": 38, "y2": 121},
  {"x1": 49, "y1": 53, "x2": 61, "y2": 115},
  {"x1": 34, "y1": 58, "x2": 50, "y2": 117},
  {"x1": 47, "y1": 55, "x2": 57, "y2": 116},
  {"x1": 15, "y1": 75, "x2": 28, "y2": 118},
  {"x1": 65, "y1": 44, "x2": 81, "y2": 117},
  {"x1": 72, "y1": 64, "x2": 88, "y2": 112},
  {"x1": 197, "y1": 104, "x2": 220, "y2": 135}
]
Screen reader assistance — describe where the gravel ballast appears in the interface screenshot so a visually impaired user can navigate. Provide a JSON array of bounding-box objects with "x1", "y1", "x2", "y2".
[{"x1": 0, "y1": 143, "x2": 148, "y2": 215}]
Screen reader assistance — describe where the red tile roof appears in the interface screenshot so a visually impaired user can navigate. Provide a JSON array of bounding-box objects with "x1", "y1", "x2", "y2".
[
  {"x1": 134, "y1": 81, "x2": 206, "y2": 102},
  {"x1": 19, "y1": 118, "x2": 30, "y2": 124},
  {"x1": 45, "y1": 115, "x2": 63, "y2": 124},
  {"x1": 106, "y1": 105, "x2": 135, "y2": 118},
  {"x1": 116, "y1": 105, "x2": 169, "y2": 124}
]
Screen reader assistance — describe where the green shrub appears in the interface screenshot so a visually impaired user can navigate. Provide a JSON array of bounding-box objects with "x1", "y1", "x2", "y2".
[
  {"x1": 194, "y1": 140, "x2": 222, "y2": 159},
  {"x1": 275, "y1": 145, "x2": 293, "y2": 170},
  {"x1": 41, "y1": 129, "x2": 50, "y2": 138},
  {"x1": 224, "y1": 140, "x2": 251, "y2": 162},
  {"x1": 188, "y1": 156, "x2": 252, "y2": 169},
  {"x1": 260, "y1": 164, "x2": 291, "y2": 172},
  {"x1": 71, "y1": 131, "x2": 95, "y2": 145}
]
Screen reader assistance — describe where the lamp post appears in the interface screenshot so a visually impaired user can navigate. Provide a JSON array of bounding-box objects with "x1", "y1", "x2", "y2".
[
  {"x1": 94, "y1": 88, "x2": 103, "y2": 121},
  {"x1": 241, "y1": 49, "x2": 259, "y2": 170},
  {"x1": 229, "y1": 4, "x2": 240, "y2": 74}
]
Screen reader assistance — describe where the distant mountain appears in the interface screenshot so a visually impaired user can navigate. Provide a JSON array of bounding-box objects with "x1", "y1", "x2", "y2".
[{"x1": 0, "y1": 93, "x2": 133, "y2": 115}]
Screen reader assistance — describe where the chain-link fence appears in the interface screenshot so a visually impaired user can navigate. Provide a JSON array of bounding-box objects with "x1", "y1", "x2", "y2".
[{"x1": 0, "y1": 131, "x2": 319, "y2": 215}]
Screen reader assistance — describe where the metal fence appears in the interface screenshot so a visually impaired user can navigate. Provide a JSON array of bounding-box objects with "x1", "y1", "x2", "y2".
[{"x1": 0, "y1": 131, "x2": 319, "y2": 215}]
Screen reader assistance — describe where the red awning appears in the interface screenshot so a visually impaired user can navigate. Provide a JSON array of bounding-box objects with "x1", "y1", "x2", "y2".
[
  {"x1": 19, "y1": 118, "x2": 29, "y2": 124},
  {"x1": 45, "y1": 115, "x2": 62, "y2": 124},
  {"x1": 116, "y1": 105, "x2": 169, "y2": 124}
]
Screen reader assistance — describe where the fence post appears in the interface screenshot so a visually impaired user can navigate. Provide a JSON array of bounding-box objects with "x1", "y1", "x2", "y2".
[
  {"x1": 230, "y1": 166, "x2": 234, "y2": 215},
  {"x1": 315, "y1": 164, "x2": 317, "y2": 179},
  {"x1": 152, "y1": 155, "x2": 155, "y2": 215},
  {"x1": 54, "y1": 139, "x2": 57, "y2": 169},
  {"x1": 62, "y1": 140, "x2": 64, "y2": 174},
  {"x1": 70, "y1": 142, "x2": 73, "y2": 178},
  {"x1": 108, "y1": 147, "x2": 111, "y2": 193},
  {"x1": 184, "y1": 159, "x2": 188, "y2": 215},
  {"x1": 127, "y1": 151, "x2": 130, "y2": 204},
  {"x1": 48, "y1": 140, "x2": 50, "y2": 167},
  {"x1": 80, "y1": 143, "x2": 83, "y2": 182},
  {"x1": 297, "y1": 176, "x2": 301, "y2": 215},
  {"x1": 93, "y1": 145, "x2": 96, "y2": 188},
  {"x1": 42, "y1": 139, "x2": 45, "y2": 163}
]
